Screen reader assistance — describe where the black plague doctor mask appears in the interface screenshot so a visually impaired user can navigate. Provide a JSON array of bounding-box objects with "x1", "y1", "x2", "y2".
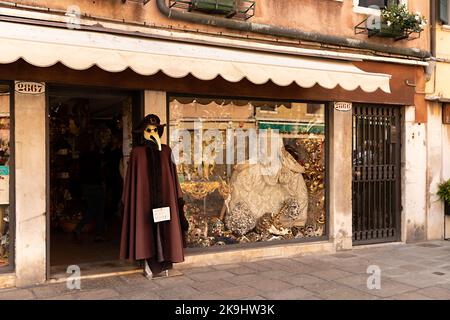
[{"x1": 137, "y1": 114, "x2": 165, "y2": 151}]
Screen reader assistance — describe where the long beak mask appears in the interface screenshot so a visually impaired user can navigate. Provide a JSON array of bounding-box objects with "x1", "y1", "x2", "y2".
[{"x1": 144, "y1": 125, "x2": 162, "y2": 151}]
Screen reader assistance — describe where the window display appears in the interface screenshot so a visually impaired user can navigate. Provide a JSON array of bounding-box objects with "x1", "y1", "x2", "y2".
[
  {"x1": 169, "y1": 97, "x2": 326, "y2": 248},
  {"x1": 0, "y1": 84, "x2": 11, "y2": 268}
]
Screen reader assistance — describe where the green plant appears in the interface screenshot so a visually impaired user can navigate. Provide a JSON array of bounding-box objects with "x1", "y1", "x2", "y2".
[
  {"x1": 381, "y1": 2, "x2": 427, "y2": 33},
  {"x1": 437, "y1": 179, "x2": 450, "y2": 205}
]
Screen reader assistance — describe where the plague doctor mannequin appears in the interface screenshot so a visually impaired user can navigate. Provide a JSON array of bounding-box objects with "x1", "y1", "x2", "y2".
[{"x1": 120, "y1": 114, "x2": 189, "y2": 278}]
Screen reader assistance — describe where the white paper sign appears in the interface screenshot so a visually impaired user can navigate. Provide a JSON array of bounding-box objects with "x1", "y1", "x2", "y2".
[{"x1": 153, "y1": 207, "x2": 171, "y2": 223}]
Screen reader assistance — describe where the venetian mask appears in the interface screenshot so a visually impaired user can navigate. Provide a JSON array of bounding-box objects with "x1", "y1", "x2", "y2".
[{"x1": 144, "y1": 124, "x2": 162, "y2": 151}]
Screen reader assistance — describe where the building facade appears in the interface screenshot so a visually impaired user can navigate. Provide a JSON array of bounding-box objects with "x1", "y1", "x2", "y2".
[
  {"x1": 425, "y1": 0, "x2": 450, "y2": 241},
  {"x1": 0, "y1": 0, "x2": 436, "y2": 288}
]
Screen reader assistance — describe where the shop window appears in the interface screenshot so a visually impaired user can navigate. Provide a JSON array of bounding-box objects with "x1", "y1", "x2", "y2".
[
  {"x1": 353, "y1": 0, "x2": 404, "y2": 15},
  {"x1": 169, "y1": 97, "x2": 327, "y2": 248},
  {"x1": 358, "y1": 0, "x2": 399, "y2": 8},
  {"x1": 0, "y1": 84, "x2": 11, "y2": 269},
  {"x1": 441, "y1": 0, "x2": 450, "y2": 25}
]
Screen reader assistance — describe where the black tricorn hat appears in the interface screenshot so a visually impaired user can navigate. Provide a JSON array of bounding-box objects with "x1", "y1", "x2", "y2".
[{"x1": 135, "y1": 114, "x2": 166, "y2": 137}]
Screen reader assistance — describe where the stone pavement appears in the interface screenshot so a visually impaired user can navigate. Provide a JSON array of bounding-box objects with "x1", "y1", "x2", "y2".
[{"x1": 3, "y1": 240, "x2": 450, "y2": 300}]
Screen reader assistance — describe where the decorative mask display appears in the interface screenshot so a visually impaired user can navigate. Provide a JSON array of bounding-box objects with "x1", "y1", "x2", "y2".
[
  {"x1": 170, "y1": 97, "x2": 326, "y2": 248},
  {"x1": 144, "y1": 125, "x2": 162, "y2": 151},
  {"x1": 137, "y1": 114, "x2": 166, "y2": 152}
]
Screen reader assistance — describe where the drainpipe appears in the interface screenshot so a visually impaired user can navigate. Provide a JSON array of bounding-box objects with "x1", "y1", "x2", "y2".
[
  {"x1": 156, "y1": 0, "x2": 431, "y2": 60},
  {"x1": 431, "y1": 0, "x2": 437, "y2": 58}
]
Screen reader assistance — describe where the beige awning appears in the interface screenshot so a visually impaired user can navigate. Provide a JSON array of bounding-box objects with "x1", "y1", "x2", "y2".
[{"x1": 0, "y1": 21, "x2": 391, "y2": 93}]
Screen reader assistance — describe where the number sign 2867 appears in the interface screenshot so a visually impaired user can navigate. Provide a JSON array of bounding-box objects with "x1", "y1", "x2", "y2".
[{"x1": 15, "y1": 82, "x2": 45, "y2": 95}]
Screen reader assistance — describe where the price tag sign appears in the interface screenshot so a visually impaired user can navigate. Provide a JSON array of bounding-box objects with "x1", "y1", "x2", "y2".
[{"x1": 153, "y1": 207, "x2": 171, "y2": 223}]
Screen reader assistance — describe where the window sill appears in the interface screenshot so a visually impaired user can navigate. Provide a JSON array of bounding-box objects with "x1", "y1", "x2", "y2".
[{"x1": 353, "y1": 6, "x2": 381, "y2": 16}]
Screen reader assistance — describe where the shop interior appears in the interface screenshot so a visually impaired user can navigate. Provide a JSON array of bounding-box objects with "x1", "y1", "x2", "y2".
[
  {"x1": 0, "y1": 84, "x2": 10, "y2": 270},
  {"x1": 48, "y1": 87, "x2": 138, "y2": 268}
]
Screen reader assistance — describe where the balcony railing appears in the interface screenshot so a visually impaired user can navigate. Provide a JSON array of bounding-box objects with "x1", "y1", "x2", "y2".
[{"x1": 355, "y1": 19, "x2": 422, "y2": 42}]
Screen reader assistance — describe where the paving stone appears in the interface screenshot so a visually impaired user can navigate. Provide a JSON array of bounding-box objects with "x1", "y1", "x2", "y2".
[
  {"x1": 397, "y1": 264, "x2": 427, "y2": 272},
  {"x1": 381, "y1": 267, "x2": 410, "y2": 278},
  {"x1": 391, "y1": 273, "x2": 448, "y2": 288},
  {"x1": 251, "y1": 260, "x2": 289, "y2": 271},
  {"x1": 32, "y1": 283, "x2": 72, "y2": 299},
  {"x1": 223, "y1": 274, "x2": 265, "y2": 286},
  {"x1": 190, "y1": 279, "x2": 236, "y2": 292},
  {"x1": 240, "y1": 262, "x2": 274, "y2": 272},
  {"x1": 439, "y1": 265, "x2": 450, "y2": 271},
  {"x1": 435, "y1": 282, "x2": 450, "y2": 290},
  {"x1": 184, "y1": 293, "x2": 223, "y2": 300},
  {"x1": 215, "y1": 285, "x2": 260, "y2": 299},
  {"x1": 180, "y1": 266, "x2": 216, "y2": 275},
  {"x1": 262, "y1": 287, "x2": 316, "y2": 300},
  {"x1": 317, "y1": 286, "x2": 378, "y2": 300},
  {"x1": 280, "y1": 274, "x2": 326, "y2": 287},
  {"x1": 227, "y1": 266, "x2": 258, "y2": 275},
  {"x1": 158, "y1": 285, "x2": 201, "y2": 299},
  {"x1": 242, "y1": 278, "x2": 293, "y2": 292},
  {"x1": 120, "y1": 273, "x2": 154, "y2": 285},
  {"x1": 272, "y1": 258, "x2": 305, "y2": 268},
  {"x1": 357, "y1": 280, "x2": 417, "y2": 298},
  {"x1": 414, "y1": 259, "x2": 446, "y2": 267},
  {"x1": 334, "y1": 274, "x2": 370, "y2": 288},
  {"x1": 390, "y1": 291, "x2": 433, "y2": 300},
  {"x1": 188, "y1": 271, "x2": 235, "y2": 282},
  {"x1": 276, "y1": 262, "x2": 317, "y2": 274},
  {"x1": 151, "y1": 276, "x2": 195, "y2": 288},
  {"x1": 301, "y1": 279, "x2": 348, "y2": 294},
  {"x1": 0, "y1": 289, "x2": 35, "y2": 300},
  {"x1": 44, "y1": 293, "x2": 77, "y2": 300},
  {"x1": 332, "y1": 253, "x2": 358, "y2": 259},
  {"x1": 80, "y1": 276, "x2": 129, "y2": 290},
  {"x1": 297, "y1": 295, "x2": 323, "y2": 300},
  {"x1": 333, "y1": 263, "x2": 374, "y2": 275},
  {"x1": 242, "y1": 296, "x2": 267, "y2": 300},
  {"x1": 120, "y1": 290, "x2": 161, "y2": 300},
  {"x1": 71, "y1": 288, "x2": 120, "y2": 300},
  {"x1": 417, "y1": 286, "x2": 450, "y2": 300},
  {"x1": 295, "y1": 258, "x2": 338, "y2": 271},
  {"x1": 416, "y1": 243, "x2": 443, "y2": 248},
  {"x1": 310, "y1": 269, "x2": 354, "y2": 281},
  {"x1": 212, "y1": 264, "x2": 242, "y2": 271},
  {"x1": 259, "y1": 270, "x2": 292, "y2": 280}
]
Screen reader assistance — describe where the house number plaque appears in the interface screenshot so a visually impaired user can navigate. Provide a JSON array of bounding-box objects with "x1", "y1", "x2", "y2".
[
  {"x1": 15, "y1": 81, "x2": 45, "y2": 95},
  {"x1": 334, "y1": 102, "x2": 352, "y2": 112}
]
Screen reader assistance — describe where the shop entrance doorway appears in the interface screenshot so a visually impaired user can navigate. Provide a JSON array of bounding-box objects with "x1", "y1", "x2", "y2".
[
  {"x1": 352, "y1": 104, "x2": 401, "y2": 245},
  {"x1": 47, "y1": 86, "x2": 143, "y2": 271}
]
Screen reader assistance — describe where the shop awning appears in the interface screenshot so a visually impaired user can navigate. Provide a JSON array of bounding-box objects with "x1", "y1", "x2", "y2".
[{"x1": 0, "y1": 21, "x2": 391, "y2": 93}]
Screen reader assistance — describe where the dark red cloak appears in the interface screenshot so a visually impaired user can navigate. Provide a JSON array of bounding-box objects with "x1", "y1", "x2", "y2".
[{"x1": 120, "y1": 143, "x2": 188, "y2": 269}]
